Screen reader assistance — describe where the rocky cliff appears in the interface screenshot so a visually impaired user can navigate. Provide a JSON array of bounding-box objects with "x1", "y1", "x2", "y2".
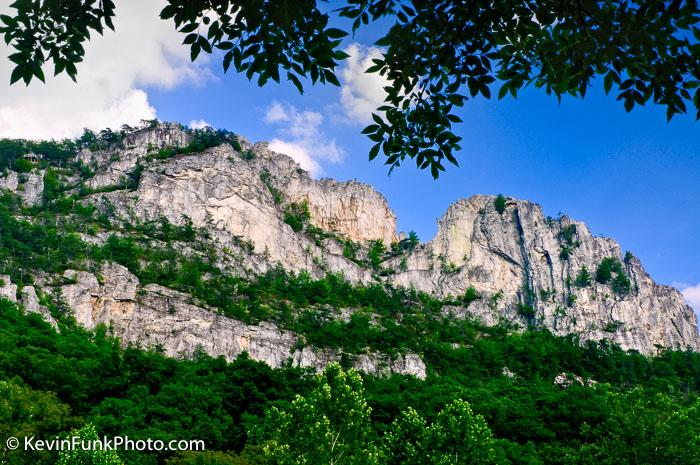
[
  {"x1": 391, "y1": 196, "x2": 699, "y2": 352},
  {"x1": 1, "y1": 123, "x2": 697, "y2": 368}
]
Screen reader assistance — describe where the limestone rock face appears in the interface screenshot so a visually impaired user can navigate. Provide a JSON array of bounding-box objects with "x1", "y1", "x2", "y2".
[
  {"x1": 78, "y1": 123, "x2": 192, "y2": 190},
  {"x1": 0, "y1": 277, "x2": 56, "y2": 328},
  {"x1": 20, "y1": 286, "x2": 58, "y2": 329},
  {"x1": 0, "y1": 275, "x2": 17, "y2": 302},
  {"x1": 59, "y1": 263, "x2": 426, "y2": 378},
  {"x1": 251, "y1": 143, "x2": 397, "y2": 244},
  {"x1": 92, "y1": 144, "x2": 373, "y2": 282},
  {"x1": 0, "y1": 171, "x2": 18, "y2": 192},
  {"x1": 0, "y1": 169, "x2": 44, "y2": 206},
  {"x1": 72, "y1": 127, "x2": 699, "y2": 356},
  {"x1": 20, "y1": 171, "x2": 44, "y2": 206},
  {"x1": 391, "y1": 195, "x2": 700, "y2": 353}
]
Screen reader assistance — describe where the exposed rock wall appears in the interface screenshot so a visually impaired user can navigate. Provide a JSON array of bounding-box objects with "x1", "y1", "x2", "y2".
[
  {"x1": 92, "y1": 144, "x2": 373, "y2": 283},
  {"x1": 390, "y1": 195, "x2": 700, "y2": 352},
  {"x1": 77, "y1": 122, "x2": 193, "y2": 190},
  {"x1": 58, "y1": 263, "x2": 426, "y2": 378},
  {"x1": 251, "y1": 143, "x2": 397, "y2": 244},
  {"x1": 0, "y1": 275, "x2": 17, "y2": 301},
  {"x1": 67, "y1": 126, "x2": 699, "y2": 355},
  {"x1": 0, "y1": 169, "x2": 44, "y2": 205},
  {"x1": 0, "y1": 276, "x2": 57, "y2": 328}
]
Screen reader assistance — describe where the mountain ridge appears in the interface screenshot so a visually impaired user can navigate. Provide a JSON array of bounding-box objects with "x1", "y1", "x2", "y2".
[{"x1": 0, "y1": 122, "x2": 697, "y2": 372}]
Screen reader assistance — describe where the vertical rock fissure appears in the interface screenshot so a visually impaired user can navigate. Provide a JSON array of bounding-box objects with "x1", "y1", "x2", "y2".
[{"x1": 514, "y1": 206, "x2": 536, "y2": 324}]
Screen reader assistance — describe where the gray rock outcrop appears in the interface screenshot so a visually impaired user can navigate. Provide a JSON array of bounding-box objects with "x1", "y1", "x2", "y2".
[
  {"x1": 59, "y1": 263, "x2": 426, "y2": 378},
  {"x1": 0, "y1": 276, "x2": 56, "y2": 328},
  {"x1": 0, "y1": 275, "x2": 17, "y2": 302},
  {"x1": 0, "y1": 169, "x2": 44, "y2": 205},
  {"x1": 20, "y1": 286, "x2": 58, "y2": 329},
  {"x1": 70, "y1": 126, "x2": 699, "y2": 355},
  {"x1": 391, "y1": 196, "x2": 700, "y2": 352}
]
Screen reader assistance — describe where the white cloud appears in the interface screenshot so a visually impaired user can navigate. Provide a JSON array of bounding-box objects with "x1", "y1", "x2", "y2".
[
  {"x1": 267, "y1": 139, "x2": 322, "y2": 178},
  {"x1": 0, "y1": 0, "x2": 211, "y2": 139},
  {"x1": 188, "y1": 119, "x2": 212, "y2": 130},
  {"x1": 264, "y1": 102, "x2": 290, "y2": 123},
  {"x1": 263, "y1": 101, "x2": 344, "y2": 177},
  {"x1": 338, "y1": 43, "x2": 390, "y2": 125},
  {"x1": 681, "y1": 283, "x2": 700, "y2": 320}
]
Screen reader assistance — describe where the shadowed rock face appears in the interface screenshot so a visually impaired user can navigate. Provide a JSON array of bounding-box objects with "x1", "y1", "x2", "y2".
[{"x1": 59, "y1": 125, "x2": 699, "y2": 356}]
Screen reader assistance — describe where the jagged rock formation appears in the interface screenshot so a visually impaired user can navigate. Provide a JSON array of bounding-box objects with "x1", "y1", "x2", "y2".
[
  {"x1": 20, "y1": 286, "x2": 58, "y2": 329},
  {"x1": 0, "y1": 276, "x2": 57, "y2": 328},
  {"x1": 250, "y1": 142, "x2": 397, "y2": 244},
  {"x1": 391, "y1": 196, "x2": 700, "y2": 352},
  {"x1": 0, "y1": 275, "x2": 17, "y2": 301},
  {"x1": 57, "y1": 263, "x2": 426, "y2": 378},
  {"x1": 77, "y1": 125, "x2": 699, "y2": 355},
  {"x1": 0, "y1": 169, "x2": 44, "y2": 206},
  {"x1": 3, "y1": 123, "x2": 698, "y2": 362},
  {"x1": 77, "y1": 122, "x2": 193, "y2": 190}
]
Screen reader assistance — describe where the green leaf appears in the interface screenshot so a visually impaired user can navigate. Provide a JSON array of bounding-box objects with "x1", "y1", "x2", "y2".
[
  {"x1": 223, "y1": 50, "x2": 233, "y2": 72},
  {"x1": 361, "y1": 124, "x2": 379, "y2": 134},
  {"x1": 9, "y1": 65, "x2": 23, "y2": 85},
  {"x1": 624, "y1": 98, "x2": 634, "y2": 113},
  {"x1": 368, "y1": 143, "x2": 380, "y2": 161},
  {"x1": 216, "y1": 41, "x2": 233, "y2": 50},
  {"x1": 375, "y1": 36, "x2": 391, "y2": 46},
  {"x1": 198, "y1": 36, "x2": 212, "y2": 54},
  {"x1": 325, "y1": 72, "x2": 340, "y2": 87},
  {"x1": 288, "y1": 72, "x2": 304, "y2": 94},
  {"x1": 326, "y1": 28, "x2": 347, "y2": 39},
  {"x1": 160, "y1": 5, "x2": 176, "y2": 20},
  {"x1": 603, "y1": 72, "x2": 614, "y2": 94},
  {"x1": 0, "y1": 14, "x2": 17, "y2": 26},
  {"x1": 333, "y1": 50, "x2": 350, "y2": 60},
  {"x1": 179, "y1": 23, "x2": 199, "y2": 34},
  {"x1": 33, "y1": 64, "x2": 45, "y2": 83}
]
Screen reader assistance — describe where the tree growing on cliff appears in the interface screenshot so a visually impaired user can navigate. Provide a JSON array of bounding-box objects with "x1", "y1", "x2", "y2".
[{"x1": 1, "y1": 1, "x2": 699, "y2": 177}]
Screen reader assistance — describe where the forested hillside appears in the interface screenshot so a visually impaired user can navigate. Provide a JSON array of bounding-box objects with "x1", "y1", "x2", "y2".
[{"x1": 1, "y1": 123, "x2": 699, "y2": 464}]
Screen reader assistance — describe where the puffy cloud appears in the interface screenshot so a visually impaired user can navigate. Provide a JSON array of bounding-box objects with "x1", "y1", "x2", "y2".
[
  {"x1": 188, "y1": 119, "x2": 212, "y2": 130},
  {"x1": 681, "y1": 282, "x2": 700, "y2": 320},
  {"x1": 0, "y1": 0, "x2": 210, "y2": 140},
  {"x1": 263, "y1": 101, "x2": 344, "y2": 177},
  {"x1": 264, "y1": 102, "x2": 290, "y2": 123},
  {"x1": 338, "y1": 43, "x2": 390, "y2": 125}
]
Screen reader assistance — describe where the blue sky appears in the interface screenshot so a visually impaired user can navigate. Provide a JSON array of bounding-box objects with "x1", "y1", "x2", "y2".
[{"x1": 1, "y1": 1, "x2": 698, "y2": 312}]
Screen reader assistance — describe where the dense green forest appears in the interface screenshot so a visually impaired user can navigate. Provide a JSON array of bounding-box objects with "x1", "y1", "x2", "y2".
[
  {"x1": 1, "y1": 128, "x2": 699, "y2": 464},
  {"x1": 1, "y1": 295, "x2": 699, "y2": 465}
]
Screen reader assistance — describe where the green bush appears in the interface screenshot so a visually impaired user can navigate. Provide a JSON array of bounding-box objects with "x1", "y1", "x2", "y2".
[
  {"x1": 612, "y1": 272, "x2": 632, "y2": 295},
  {"x1": 494, "y1": 194, "x2": 507, "y2": 214},
  {"x1": 575, "y1": 266, "x2": 592, "y2": 287},
  {"x1": 283, "y1": 200, "x2": 311, "y2": 232},
  {"x1": 368, "y1": 240, "x2": 386, "y2": 269},
  {"x1": 560, "y1": 224, "x2": 577, "y2": 245},
  {"x1": 463, "y1": 286, "x2": 481, "y2": 307},
  {"x1": 260, "y1": 169, "x2": 283, "y2": 204},
  {"x1": 12, "y1": 157, "x2": 33, "y2": 173},
  {"x1": 595, "y1": 257, "x2": 623, "y2": 284},
  {"x1": 595, "y1": 257, "x2": 631, "y2": 295},
  {"x1": 517, "y1": 303, "x2": 536, "y2": 319}
]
